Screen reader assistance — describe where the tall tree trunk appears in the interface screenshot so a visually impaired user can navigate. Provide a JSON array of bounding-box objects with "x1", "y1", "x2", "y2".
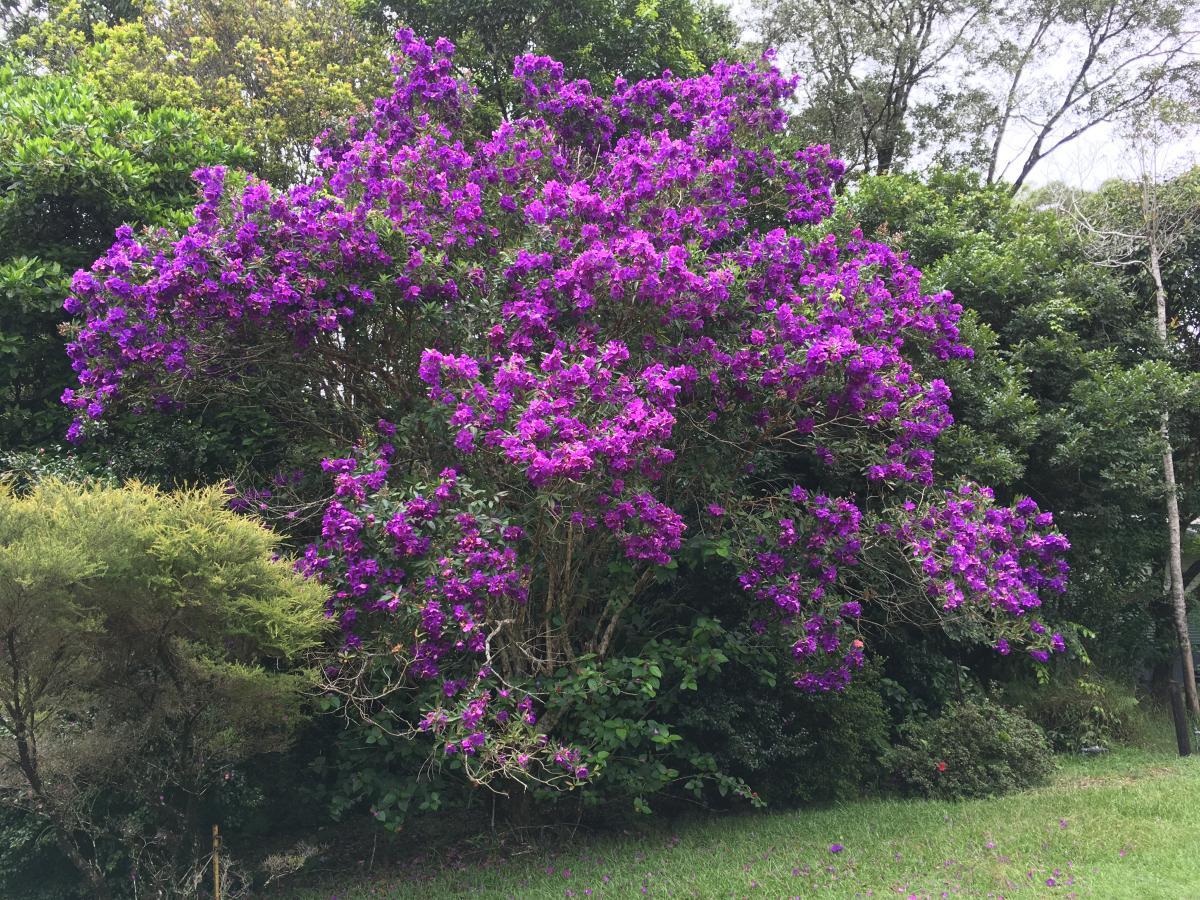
[
  {"x1": 1149, "y1": 243, "x2": 1200, "y2": 717},
  {"x1": 875, "y1": 131, "x2": 896, "y2": 176}
]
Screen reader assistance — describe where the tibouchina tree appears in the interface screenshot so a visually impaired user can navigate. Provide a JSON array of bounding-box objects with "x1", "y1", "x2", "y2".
[{"x1": 62, "y1": 32, "x2": 1069, "y2": 796}]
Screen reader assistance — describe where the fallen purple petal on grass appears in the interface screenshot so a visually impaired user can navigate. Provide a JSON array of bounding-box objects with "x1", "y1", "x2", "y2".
[{"x1": 829, "y1": 843, "x2": 845, "y2": 853}]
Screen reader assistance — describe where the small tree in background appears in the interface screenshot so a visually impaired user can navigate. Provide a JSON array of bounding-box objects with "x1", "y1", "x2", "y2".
[
  {"x1": 754, "y1": 0, "x2": 992, "y2": 177},
  {"x1": 1056, "y1": 111, "x2": 1200, "y2": 713},
  {"x1": 0, "y1": 480, "x2": 327, "y2": 896}
]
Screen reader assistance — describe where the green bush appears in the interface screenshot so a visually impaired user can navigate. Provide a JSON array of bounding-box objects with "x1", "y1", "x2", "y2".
[
  {"x1": 885, "y1": 697, "x2": 1053, "y2": 799},
  {"x1": 677, "y1": 656, "x2": 891, "y2": 805},
  {"x1": 1004, "y1": 675, "x2": 1141, "y2": 752}
]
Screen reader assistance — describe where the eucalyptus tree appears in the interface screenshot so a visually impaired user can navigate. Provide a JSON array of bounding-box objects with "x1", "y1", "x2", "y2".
[
  {"x1": 754, "y1": 0, "x2": 993, "y2": 177},
  {"x1": 753, "y1": 0, "x2": 1200, "y2": 188},
  {"x1": 982, "y1": 0, "x2": 1200, "y2": 191},
  {"x1": 1055, "y1": 111, "x2": 1200, "y2": 711}
]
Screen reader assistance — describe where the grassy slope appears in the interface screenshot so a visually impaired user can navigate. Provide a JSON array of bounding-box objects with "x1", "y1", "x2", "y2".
[{"x1": 297, "y1": 748, "x2": 1200, "y2": 899}]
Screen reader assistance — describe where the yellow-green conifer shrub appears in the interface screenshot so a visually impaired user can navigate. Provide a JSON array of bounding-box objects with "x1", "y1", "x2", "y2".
[{"x1": 0, "y1": 480, "x2": 328, "y2": 897}]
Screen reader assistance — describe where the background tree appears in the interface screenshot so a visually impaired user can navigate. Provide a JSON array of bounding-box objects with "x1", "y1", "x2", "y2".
[
  {"x1": 0, "y1": 64, "x2": 246, "y2": 451},
  {"x1": 0, "y1": 480, "x2": 327, "y2": 896},
  {"x1": 359, "y1": 0, "x2": 740, "y2": 118},
  {"x1": 16, "y1": 0, "x2": 393, "y2": 185},
  {"x1": 751, "y1": 0, "x2": 1200, "y2": 189},
  {"x1": 753, "y1": 0, "x2": 993, "y2": 177},
  {"x1": 1052, "y1": 112, "x2": 1200, "y2": 712},
  {"x1": 980, "y1": 0, "x2": 1200, "y2": 191}
]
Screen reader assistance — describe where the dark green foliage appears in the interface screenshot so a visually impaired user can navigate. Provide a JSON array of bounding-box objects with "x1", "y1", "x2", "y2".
[
  {"x1": 874, "y1": 632, "x2": 969, "y2": 721},
  {"x1": 316, "y1": 690, "x2": 461, "y2": 833},
  {"x1": 1004, "y1": 675, "x2": 1142, "y2": 753},
  {"x1": 0, "y1": 808, "x2": 83, "y2": 900},
  {"x1": 885, "y1": 697, "x2": 1054, "y2": 799},
  {"x1": 678, "y1": 659, "x2": 890, "y2": 804},
  {"x1": 322, "y1": 612, "x2": 763, "y2": 829},
  {"x1": 545, "y1": 615, "x2": 760, "y2": 814},
  {"x1": 0, "y1": 64, "x2": 247, "y2": 450}
]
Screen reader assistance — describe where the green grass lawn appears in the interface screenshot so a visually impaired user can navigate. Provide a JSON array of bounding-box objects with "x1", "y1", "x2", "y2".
[{"x1": 294, "y1": 747, "x2": 1200, "y2": 899}]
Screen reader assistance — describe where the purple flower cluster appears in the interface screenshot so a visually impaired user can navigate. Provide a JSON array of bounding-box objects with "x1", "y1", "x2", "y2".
[
  {"x1": 59, "y1": 30, "x2": 1072, "y2": 780},
  {"x1": 887, "y1": 483, "x2": 1070, "y2": 661},
  {"x1": 61, "y1": 31, "x2": 851, "y2": 441},
  {"x1": 61, "y1": 169, "x2": 390, "y2": 437},
  {"x1": 302, "y1": 439, "x2": 591, "y2": 781},
  {"x1": 738, "y1": 487, "x2": 867, "y2": 692},
  {"x1": 723, "y1": 230, "x2": 967, "y2": 485},
  {"x1": 420, "y1": 339, "x2": 691, "y2": 564}
]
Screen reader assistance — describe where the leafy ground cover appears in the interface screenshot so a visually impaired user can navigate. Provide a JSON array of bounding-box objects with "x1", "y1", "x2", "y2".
[{"x1": 290, "y1": 736, "x2": 1200, "y2": 899}]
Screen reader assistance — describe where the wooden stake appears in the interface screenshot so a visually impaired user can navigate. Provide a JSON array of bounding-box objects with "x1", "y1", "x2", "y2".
[{"x1": 212, "y1": 824, "x2": 221, "y2": 900}]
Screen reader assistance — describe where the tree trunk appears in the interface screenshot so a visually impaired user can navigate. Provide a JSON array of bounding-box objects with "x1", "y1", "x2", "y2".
[
  {"x1": 5, "y1": 630, "x2": 112, "y2": 899},
  {"x1": 1149, "y1": 244, "x2": 1200, "y2": 717},
  {"x1": 1160, "y1": 411, "x2": 1197, "y2": 716},
  {"x1": 14, "y1": 733, "x2": 112, "y2": 899},
  {"x1": 875, "y1": 138, "x2": 896, "y2": 176}
]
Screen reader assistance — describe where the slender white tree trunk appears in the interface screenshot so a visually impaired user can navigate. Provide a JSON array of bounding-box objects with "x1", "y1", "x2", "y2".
[{"x1": 1150, "y1": 243, "x2": 1200, "y2": 717}]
